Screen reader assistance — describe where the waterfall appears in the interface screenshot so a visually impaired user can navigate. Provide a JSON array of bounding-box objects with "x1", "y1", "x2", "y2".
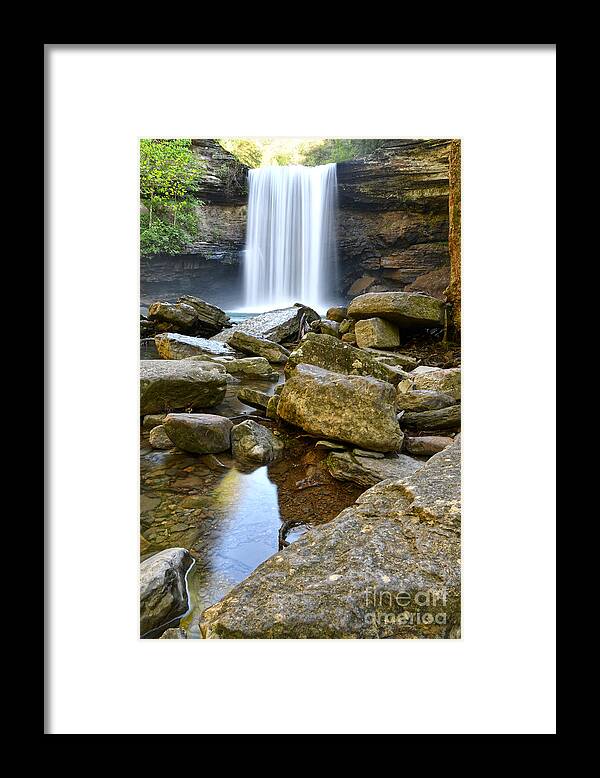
[{"x1": 243, "y1": 163, "x2": 338, "y2": 312}]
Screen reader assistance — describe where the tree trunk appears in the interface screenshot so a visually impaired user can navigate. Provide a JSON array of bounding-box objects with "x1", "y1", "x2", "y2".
[{"x1": 445, "y1": 140, "x2": 461, "y2": 337}]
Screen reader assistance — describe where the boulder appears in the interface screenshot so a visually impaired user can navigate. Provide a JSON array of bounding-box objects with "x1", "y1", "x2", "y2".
[
  {"x1": 348, "y1": 291, "x2": 445, "y2": 328},
  {"x1": 327, "y1": 451, "x2": 422, "y2": 487},
  {"x1": 140, "y1": 360, "x2": 227, "y2": 415},
  {"x1": 348, "y1": 275, "x2": 376, "y2": 296},
  {"x1": 140, "y1": 548, "x2": 193, "y2": 635},
  {"x1": 147, "y1": 301, "x2": 198, "y2": 333},
  {"x1": 148, "y1": 424, "x2": 174, "y2": 450},
  {"x1": 229, "y1": 331, "x2": 290, "y2": 364},
  {"x1": 201, "y1": 438, "x2": 461, "y2": 638},
  {"x1": 154, "y1": 332, "x2": 234, "y2": 360},
  {"x1": 214, "y1": 356, "x2": 278, "y2": 381},
  {"x1": 176, "y1": 295, "x2": 230, "y2": 336},
  {"x1": 212, "y1": 305, "x2": 319, "y2": 345},
  {"x1": 355, "y1": 317, "x2": 401, "y2": 349},
  {"x1": 142, "y1": 413, "x2": 167, "y2": 431},
  {"x1": 326, "y1": 306, "x2": 348, "y2": 323},
  {"x1": 411, "y1": 367, "x2": 461, "y2": 401},
  {"x1": 237, "y1": 387, "x2": 272, "y2": 411},
  {"x1": 341, "y1": 333, "x2": 357, "y2": 344},
  {"x1": 231, "y1": 420, "x2": 284, "y2": 464},
  {"x1": 396, "y1": 389, "x2": 457, "y2": 412},
  {"x1": 338, "y1": 318, "x2": 355, "y2": 335},
  {"x1": 163, "y1": 413, "x2": 233, "y2": 454},
  {"x1": 319, "y1": 319, "x2": 341, "y2": 338},
  {"x1": 277, "y1": 364, "x2": 402, "y2": 453},
  {"x1": 404, "y1": 435, "x2": 454, "y2": 457},
  {"x1": 402, "y1": 405, "x2": 461, "y2": 431},
  {"x1": 285, "y1": 332, "x2": 407, "y2": 386}
]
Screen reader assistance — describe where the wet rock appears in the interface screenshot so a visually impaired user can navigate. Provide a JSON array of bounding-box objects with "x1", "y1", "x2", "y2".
[
  {"x1": 215, "y1": 356, "x2": 278, "y2": 381},
  {"x1": 338, "y1": 318, "x2": 355, "y2": 335},
  {"x1": 352, "y1": 449, "x2": 384, "y2": 459},
  {"x1": 327, "y1": 451, "x2": 421, "y2": 487},
  {"x1": 402, "y1": 405, "x2": 461, "y2": 431},
  {"x1": 164, "y1": 413, "x2": 233, "y2": 454},
  {"x1": 202, "y1": 438, "x2": 461, "y2": 639},
  {"x1": 348, "y1": 291, "x2": 445, "y2": 328},
  {"x1": 212, "y1": 305, "x2": 319, "y2": 345},
  {"x1": 285, "y1": 332, "x2": 406, "y2": 386},
  {"x1": 140, "y1": 360, "x2": 227, "y2": 414},
  {"x1": 319, "y1": 319, "x2": 341, "y2": 338},
  {"x1": 231, "y1": 419, "x2": 284, "y2": 464},
  {"x1": 326, "y1": 306, "x2": 348, "y2": 323},
  {"x1": 309, "y1": 319, "x2": 322, "y2": 333},
  {"x1": 175, "y1": 295, "x2": 230, "y2": 336},
  {"x1": 237, "y1": 387, "x2": 271, "y2": 411},
  {"x1": 411, "y1": 367, "x2": 461, "y2": 401},
  {"x1": 155, "y1": 332, "x2": 234, "y2": 360},
  {"x1": 142, "y1": 413, "x2": 167, "y2": 430},
  {"x1": 355, "y1": 317, "x2": 401, "y2": 349},
  {"x1": 396, "y1": 389, "x2": 457, "y2": 412},
  {"x1": 404, "y1": 435, "x2": 453, "y2": 457},
  {"x1": 140, "y1": 548, "x2": 193, "y2": 636},
  {"x1": 159, "y1": 627, "x2": 188, "y2": 639},
  {"x1": 147, "y1": 301, "x2": 198, "y2": 333},
  {"x1": 229, "y1": 331, "x2": 290, "y2": 363},
  {"x1": 149, "y1": 424, "x2": 174, "y2": 450},
  {"x1": 277, "y1": 364, "x2": 402, "y2": 453}
]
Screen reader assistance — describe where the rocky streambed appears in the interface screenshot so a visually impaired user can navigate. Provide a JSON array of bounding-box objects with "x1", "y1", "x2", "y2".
[{"x1": 140, "y1": 292, "x2": 461, "y2": 639}]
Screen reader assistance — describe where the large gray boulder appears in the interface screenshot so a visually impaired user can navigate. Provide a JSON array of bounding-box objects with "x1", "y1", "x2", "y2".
[
  {"x1": 176, "y1": 295, "x2": 230, "y2": 336},
  {"x1": 147, "y1": 301, "x2": 198, "y2": 333},
  {"x1": 277, "y1": 364, "x2": 402, "y2": 453},
  {"x1": 327, "y1": 450, "x2": 422, "y2": 487},
  {"x1": 148, "y1": 297, "x2": 230, "y2": 337},
  {"x1": 140, "y1": 360, "x2": 226, "y2": 415},
  {"x1": 163, "y1": 413, "x2": 233, "y2": 454},
  {"x1": 228, "y1": 331, "x2": 290, "y2": 363},
  {"x1": 231, "y1": 420, "x2": 284, "y2": 464},
  {"x1": 201, "y1": 438, "x2": 461, "y2": 638},
  {"x1": 348, "y1": 291, "x2": 445, "y2": 328},
  {"x1": 411, "y1": 367, "x2": 461, "y2": 401},
  {"x1": 285, "y1": 333, "x2": 407, "y2": 386},
  {"x1": 154, "y1": 332, "x2": 234, "y2": 359},
  {"x1": 354, "y1": 317, "x2": 401, "y2": 349},
  {"x1": 212, "y1": 305, "x2": 319, "y2": 345},
  {"x1": 140, "y1": 548, "x2": 193, "y2": 635}
]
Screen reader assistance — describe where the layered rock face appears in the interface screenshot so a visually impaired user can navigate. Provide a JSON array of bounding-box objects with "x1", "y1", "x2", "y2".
[{"x1": 336, "y1": 140, "x2": 452, "y2": 298}]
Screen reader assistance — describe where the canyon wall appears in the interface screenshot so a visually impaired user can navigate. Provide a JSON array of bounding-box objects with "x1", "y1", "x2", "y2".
[{"x1": 140, "y1": 139, "x2": 452, "y2": 309}]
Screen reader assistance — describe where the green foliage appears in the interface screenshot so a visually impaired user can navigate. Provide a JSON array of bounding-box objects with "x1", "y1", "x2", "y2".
[
  {"x1": 217, "y1": 138, "x2": 263, "y2": 168},
  {"x1": 300, "y1": 139, "x2": 391, "y2": 166},
  {"x1": 139, "y1": 139, "x2": 205, "y2": 256}
]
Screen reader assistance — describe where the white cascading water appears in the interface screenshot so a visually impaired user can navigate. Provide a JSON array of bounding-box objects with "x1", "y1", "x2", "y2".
[{"x1": 243, "y1": 163, "x2": 338, "y2": 312}]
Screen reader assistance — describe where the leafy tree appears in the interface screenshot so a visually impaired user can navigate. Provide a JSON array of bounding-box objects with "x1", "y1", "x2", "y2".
[
  {"x1": 139, "y1": 139, "x2": 204, "y2": 256},
  {"x1": 217, "y1": 138, "x2": 263, "y2": 168}
]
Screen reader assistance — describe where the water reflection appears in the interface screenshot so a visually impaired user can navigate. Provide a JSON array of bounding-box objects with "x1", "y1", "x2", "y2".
[{"x1": 179, "y1": 466, "x2": 281, "y2": 637}]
